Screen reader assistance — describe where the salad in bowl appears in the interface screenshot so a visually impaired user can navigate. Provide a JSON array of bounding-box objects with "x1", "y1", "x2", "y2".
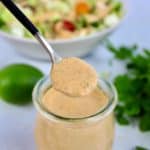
[
  {"x1": 0, "y1": 0, "x2": 125, "y2": 59},
  {"x1": 0, "y1": 0, "x2": 123, "y2": 40}
]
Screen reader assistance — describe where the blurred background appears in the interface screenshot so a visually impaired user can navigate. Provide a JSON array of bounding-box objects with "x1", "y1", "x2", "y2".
[{"x1": 0, "y1": 0, "x2": 150, "y2": 150}]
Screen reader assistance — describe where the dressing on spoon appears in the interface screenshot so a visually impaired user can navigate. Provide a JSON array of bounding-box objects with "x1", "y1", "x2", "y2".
[{"x1": 51, "y1": 57, "x2": 98, "y2": 97}]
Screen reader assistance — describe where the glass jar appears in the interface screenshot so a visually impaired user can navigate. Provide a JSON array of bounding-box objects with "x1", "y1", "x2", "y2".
[{"x1": 33, "y1": 76, "x2": 117, "y2": 150}]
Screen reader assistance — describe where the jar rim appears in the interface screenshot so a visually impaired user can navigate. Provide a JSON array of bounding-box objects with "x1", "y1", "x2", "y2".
[{"x1": 32, "y1": 76, "x2": 118, "y2": 123}]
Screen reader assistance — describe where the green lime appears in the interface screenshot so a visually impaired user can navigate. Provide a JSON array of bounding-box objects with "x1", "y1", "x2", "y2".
[{"x1": 0, "y1": 64, "x2": 43, "y2": 105}]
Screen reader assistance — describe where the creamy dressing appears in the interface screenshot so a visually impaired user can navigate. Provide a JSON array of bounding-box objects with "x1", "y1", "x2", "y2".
[
  {"x1": 51, "y1": 57, "x2": 98, "y2": 96},
  {"x1": 42, "y1": 86, "x2": 108, "y2": 118},
  {"x1": 36, "y1": 113, "x2": 114, "y2": 150},
  {"x1": 35, "y1": 57, "x2": 115, "y2": 150}
]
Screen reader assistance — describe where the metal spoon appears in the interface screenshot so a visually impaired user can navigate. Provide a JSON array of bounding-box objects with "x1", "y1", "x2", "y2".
[{"x1": 0, "y1": 0, "x2": 61, "y2": 63}]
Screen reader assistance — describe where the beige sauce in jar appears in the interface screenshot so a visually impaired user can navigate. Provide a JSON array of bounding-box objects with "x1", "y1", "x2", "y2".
[
  {"x1": 36, "y1": 112, "x2": 114, "y2": 150},
  {"x1": 42, "y1": 86, "x2": 108, "y2": 118},
  {"x1": 35, "y1": 57, "x2": 115, "y2": 150}
]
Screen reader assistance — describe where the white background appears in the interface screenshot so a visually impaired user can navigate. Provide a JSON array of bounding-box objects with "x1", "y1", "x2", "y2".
[{"x1": 0, "y1": 0, "x2": 150, "y2": 150}]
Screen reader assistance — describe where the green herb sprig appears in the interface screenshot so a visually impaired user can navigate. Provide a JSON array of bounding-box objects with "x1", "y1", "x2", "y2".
[
  {"x1": 107, "y1": 42, "x2": 150, "y2": 132},
  {"x1": 135, "y1": 146, "x2": 149, "y2": 150}
]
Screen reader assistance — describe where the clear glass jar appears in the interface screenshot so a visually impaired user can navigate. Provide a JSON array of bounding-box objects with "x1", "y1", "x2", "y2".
[{"x1": 33, "y1": 76, "x2": 117, "y2": 150}]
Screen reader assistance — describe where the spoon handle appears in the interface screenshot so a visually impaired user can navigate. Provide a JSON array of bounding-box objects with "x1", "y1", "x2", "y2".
[
  {"x1": 0, "y1": 0, "x2": 38, "y2": 35},
  {"x1": 0, "y1": 0, "x2": 58, "y2": 63}
]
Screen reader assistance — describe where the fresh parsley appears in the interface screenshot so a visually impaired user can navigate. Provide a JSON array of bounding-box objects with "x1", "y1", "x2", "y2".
[
  {"x1": 135, "y1": 146, "x2": 149, "y2": 150},
  {"x1": 107, "y1": 42, "x2": 150, "y2": 132}
]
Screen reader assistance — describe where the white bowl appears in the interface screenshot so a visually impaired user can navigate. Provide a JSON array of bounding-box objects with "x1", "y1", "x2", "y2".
[
  {"x1": 0, "y1": 24, "x2": 121, "y2": 60},
  {"x1": 0, "y1": 0, "x2": 126, "y2": 60}
]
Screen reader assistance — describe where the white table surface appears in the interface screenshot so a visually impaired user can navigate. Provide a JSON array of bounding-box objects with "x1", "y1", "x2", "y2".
[{"x1": 0, "y1": 0, "x2": 150, "y2": 150}]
